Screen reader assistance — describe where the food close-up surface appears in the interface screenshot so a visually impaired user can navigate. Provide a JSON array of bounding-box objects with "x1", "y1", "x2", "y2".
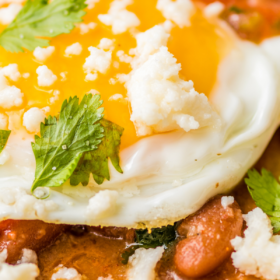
[{"x1": 0, "y1": 0, "x2": 280, "y2": 279}]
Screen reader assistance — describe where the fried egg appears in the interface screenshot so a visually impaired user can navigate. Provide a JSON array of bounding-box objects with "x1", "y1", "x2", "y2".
[{"x1": 0, "y1": 0, "x2": 280, "y2": 228}]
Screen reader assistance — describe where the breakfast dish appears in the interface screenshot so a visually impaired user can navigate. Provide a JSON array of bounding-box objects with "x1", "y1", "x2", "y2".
[{"x1": 0, "y1": 0, "x2": 280, "y2": 279}]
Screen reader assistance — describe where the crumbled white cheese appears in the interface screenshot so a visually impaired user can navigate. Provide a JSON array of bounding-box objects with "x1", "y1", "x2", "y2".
[
  {"x1": 129, "y1": 25, "x2": 170, "y2": 68},
  {"x1": 86, "y1": 190, "x2": 119, "y2": 219},
  {"x1": 221, "y1": 196, "x2": 234, "y2": 209},
  {"x1": 161, "y1": 20, "x2": 174, "y2": 33},
  {"x1": 0, "y1": 150, "x2": 10, "y2": 165},
  {"x1": 50, "y1": 89, "x2": 60, "y2": 104},
  {"x1": 51, "y1": 265, "x2": 82, "y2": 280},
  {"x1": 0, "y1": 85, "x2": 23, "y2": 109},
  {"x1": 84, "y1": 47, "x2": 112, "y2": 77},
  {"x1": 98, "y1": 0, "x2": 140, "y2": 34},
  {"x1": 108, "y1": 93, "x2": 124, "y2": 101},
  {"x1": 36, "y1": 65, "x2": 57, "y2": 87},
  {"x1": 23, "y1": 107, "x2": 47, "y2": 133},
  {"x1": 0, "y1": 113, "x2": 8, "y2": 129},
  {"x1": 65, "y1": 42, "x2": 83, "y2": 56},
  {"x1": 86, "y1": 0, "x2": 100, "y2": 9},
  {"x1": 60, "y1": 72, "x2": 67, "y2": 81},
  {"x1": 157, "y1": 0, "x2": 195, "y2": 27},
  {"x1": 85, "y1": 73, "x2": 98, "y2": 81},
  {"x1": 1, "y1": 64, "x2": 21, "y2": 82},
  {"x1": 231, "y1": 207, "x2": 280, "y2": 279},
  {"x1": 18, "y1": 249, "x2": 38, "y2": 265},
  {"x1": 0, "y1": 187, "x2": 58, "y2": 219},
  {"x1": 109, "y1": 78, "x2": 117, "y2": 85},
  {"x1": 77, "y1": 22, "x2": 97, "y2": 34},
  {"x1": 117, "y1": 50, "x2": 132, "y2": 63},
  {"x1": 116, "y1": 73, "x2": 128, "y2": 84},
  {"x1": 33, "y1": 46, "x2": 55, "y2": 62},
  {"x1": 88, "y1": 89, "x2": 100, "y2": 95},
  {"x1": 0, "y1": 3, "x2": 22, "y2": 25},
  {"x1": 203, "y1": 1, "x2": 225, "y2": 18},
  {"x1": 126, "y1": 46, "x2": 221, "y2": 136},
  {"x1": 98, "y1": 38, "x2": 114, "y2": 50},
  {"x1": 0, "y1": 263, "x2": 39, "y2": 280},
  {"x1": 127, "y1": 247, "x2": 164, "y2": 280},
  {"x1": 22, "y1": 73, "x2": 30, "y2": 79},
  {"x1": 0, "y1": 249, "x2": 39, "y2": 280}
]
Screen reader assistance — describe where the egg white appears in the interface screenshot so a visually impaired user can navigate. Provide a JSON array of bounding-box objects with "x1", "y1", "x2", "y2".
[{"x1": 0, "y1": 29, "x2": 280, "y2": 228}]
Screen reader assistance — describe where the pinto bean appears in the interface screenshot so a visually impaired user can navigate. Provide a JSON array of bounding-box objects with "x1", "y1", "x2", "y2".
[
  {"x1": 0, "y1": 220, "x2": 68, "y2": 264},
  {"x1": 174, "y1": 196, "x2": 243, "y2": 278}
]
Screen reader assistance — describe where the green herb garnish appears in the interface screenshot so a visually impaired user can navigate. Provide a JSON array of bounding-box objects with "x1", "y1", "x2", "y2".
[
  {"x1": 0, "y1": 130, "x2": 11, "y2": 154},
  {"x1": 121, "y1": 225, "x2": 176, "y2": 264},
  {"x1": 31, "y1": 94, "x2": 105, "y2": 192},
  {"x1": 246, "y1": 169, "x2": 280, "y2": 233},
  {"x1": 70, "y1": 119, "x2": 123, "y2": 186},
  {"x1": 0, "y1": 0, "x2": 86, "y2": 53}
]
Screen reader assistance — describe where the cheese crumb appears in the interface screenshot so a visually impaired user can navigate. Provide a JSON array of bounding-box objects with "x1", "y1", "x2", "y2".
[
  {"x1": 18, "y1": 249, "x2": 38, "y2": 265},
  {"x1": 127, "y1": 247, "x2": 164, "y2": 280},
  {"x1": 23, "y1": 107, "x2": 47, "y2": 133},
  {"x1": 108, "y1": 93, "x2": 125, "y2": 102},
  {"x1": 127, "y1": 46, "x2": 221, "y2": 136},
  {"x1": 51, "y1": 265, "x2": 82, "y2": 280},
  {"x1": 98, "y1": 38, "x2": 115, "y2": 50},
  {"x1": 157, "y1": 0, "x2": 195, "y2": 27},
  {"x1": 0, "y1": 249, "x2": 39, "y2": 280},
  {"x1": 221, "y1": 196, "x2": 234, "y2": 209},
  {"x1": 98, "y1": 0, "x2": 140, "y2": 34},
  {"x1": 65, "y1": 42, "x2": 83, "y2": 56},
  {"x1": 33, "y1": 46, "x2": 55, "y2": 62},
  {"x1": 36, "y1": 65, "x2": 57, "y2": 87},
  {"x1": 0, "y1": 263, "x2": 39, "y2": 280},
  {"x1": 129, "y1": 25, "x2": 170, "y2": 68},
  {"x1": 84, "y1": 47, "x2": 112, "y2": 77},
  {"x1": 231, "y1": 207, "x2": 280, "y2": 279},
  {"x1": 117, "y1": 50, "x2": 132, "y2": 63},
  {"x1": 86, "y1": 190, "x2": 119, "y2": 219},
  {"x1": 0, "y1": 85, "x2": 24, "y2": 109},
  {"x1": 203, "y1": 2, "x2": 225, "y2": 18},
  {"x1": 1, "y1": 64, "x2": 21, "y2": 82},
  {"x1": 77, "y1": 22, "x2": 97, "y2": 34},
  {"x1": 0, "y1": 3, "x2": 22, "y2": 25}
]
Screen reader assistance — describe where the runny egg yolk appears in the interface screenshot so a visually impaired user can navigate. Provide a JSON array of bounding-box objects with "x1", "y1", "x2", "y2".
[{"x1": 0, "y1": 0, "x2": 228, "y2": 150}]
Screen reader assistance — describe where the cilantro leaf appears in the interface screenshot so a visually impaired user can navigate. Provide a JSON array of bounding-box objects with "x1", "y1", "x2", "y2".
[
  {"x1": 121, "y1": 225, "x2": 176, "y2": 264},
  {"x1": 0, "y1": 0, "x2": 86, "y2": 53},
  {"x1": 0, "y1": 130, "x2": 11, "y2": 154},
  {"x1": 70, "y1": 119, "x2": 123, "y2": 186},
  {"x1": 31, "y1": 94, "x2": 104, "y2": 192},
  {"x1": 245, "y1": 168, "x2": 280, "y2": 233}
]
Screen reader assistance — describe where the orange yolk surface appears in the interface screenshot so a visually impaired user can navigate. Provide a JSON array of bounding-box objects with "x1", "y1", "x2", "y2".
[{"x1": 0, "y1": 0, "x2": 227, "y2": 150}]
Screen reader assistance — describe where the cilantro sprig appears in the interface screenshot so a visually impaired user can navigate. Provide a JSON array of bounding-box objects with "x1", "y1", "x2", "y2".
[
  {"x1": 70, "y1": 119, "x2": 123, "y2": 186},
  {"x1": 31, "y1": 94, "x2": 104, "y2": 191},
  {"x1": 0, "y1": 130, "x2": 11, "y2": 154},
  {"x1": 121, "y1": 225, "x2": 176, "y2": 264},
  {"x1": 246, "y1": 169, "x2": 280, "y2": 233},
  {"x1": 0, "y1": 0, "x2": 87, "y2": 53}
]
